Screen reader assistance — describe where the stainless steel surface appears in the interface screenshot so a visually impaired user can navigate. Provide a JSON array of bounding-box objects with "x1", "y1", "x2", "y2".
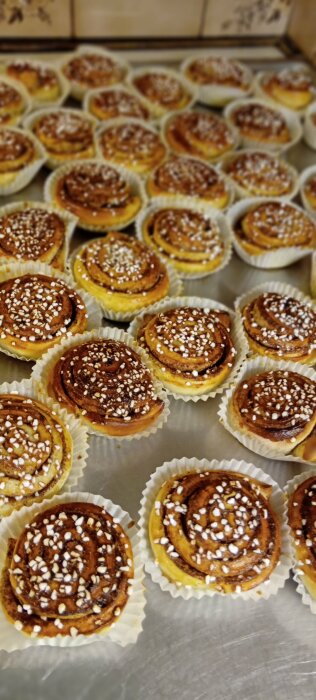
[{"x1": 0, "y1": 56, "x2": 316, "y2": 700}]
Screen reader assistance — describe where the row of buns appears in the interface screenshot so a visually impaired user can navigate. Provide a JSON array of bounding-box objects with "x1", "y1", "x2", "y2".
[
  {"x1": 0, "y1": 47, "x2": 316, "y2": 113},
  {"x1": 0, "y1": 450, "x2": 314, "y2": 651}
]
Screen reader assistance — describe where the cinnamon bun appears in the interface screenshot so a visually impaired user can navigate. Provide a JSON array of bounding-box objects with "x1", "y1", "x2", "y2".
[
  {"x1": 73, "y1": 232, "x2": 171, "y2": 317},
  {"x1": 149, "y1": 468, "x2": 281, "y2": 593},
  {"x1": 233, "y1": 201, "x2": 316, "y2": 256},
  {"x1": 49, "y1": 161, "x2": 143, "y2": 231},
  {"x1": 44, "y1": 337, "x2": 166, "y2": 436},
  {"x1": 147, "y1": 156, "x2": 231, "y2": 209},
  {"x1": 241, "y1": 292, "x2": 316, "y2": 364},
  {"x1": 261, "y1": 69, "x2": 314, "y2": 111},
  {"x1": 0, "y1": 79, "x2": 28, "y2": 126},
  {"x1": 223, "y1": 150, "x2": 297, "y2": 198},
  {"x1": 183, "y1": 56, "x2": 251, "y2": 95},
  {"x1": 229, "y1": 369, "x2": 316, "y2": 457},
  {"x1": 6, "y1": 60, "x2": 63, "y2": 103},
  {"x1": 0, "y1": 272, "x2": 88, "y2": 360},
  {"x1": 228, "y1": 101, "x2": 291, "y2": 147},
  {"x1": 140, "y1": 205, "x2": 226, "y2": 275},
  {"x1": 0, "y1": 501, "x2": 133, "y2": 638},
  {"x1": 0, "y1": 205, "x2": 72, "y2": 270},
  {"x1": 0, "y1": 128, "x2": 36, "y2": 185},
  {"x1": 87, "y1": 87, "x2": 150, "y2": 122},
  {"x1": 0, "y1": 394, "x2": 72, "y2": 517},
  {"x1": 97, "y1": 120, "x2": 166, "y2": 175},
  {"x1": 30, "y1": 109, "x2": 96, "y2": 165},
  {"x1": 135, "y1": 305, "x2": 237, "y2": 396},
  {"x1": 129, "y1": 69, "x2": 194, "y2": 118},
  {"x1": 62, "y1": 50, "x2": 127, "y2": 96},
  {"x1": 302, "y1": 174, "x2": 316, "y2": 212},
  {"x1": 163, "y1": 110, "x2": 237, "y2": 161},
  {"x1": 288, "y1": 474, "x2": 316, "y2": 601}
]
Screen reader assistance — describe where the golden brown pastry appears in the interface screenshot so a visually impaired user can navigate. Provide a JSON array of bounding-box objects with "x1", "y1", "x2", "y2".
[
  {"x1": 45, "y1": 338, "x2": 166, "y2": 436},
  {"x1": 229, "y1": 102, "x2": 291, "y2": 146},
  {"x1": 131, "y1": 70, "x2": 193, "y2": 118},
  {"x1": 87, "y1": 87, "x2": 150, "y2": 121},
  {"x1": 288, "y1": 474, "x2": 316, "y2": 601},
  {"x1": 234, "y1": 201, "x2": 316, "y2": 256},
  {"x1": 6, "y1": 60, "x2": 62, "y2": 103},
  {"x1": 184, "y1": 56, "x2": 251, "y2": 91},
  {"x1": 136, "y1": 305, "x2": 237, "y2": 396},
  {"x1": 0, "y1": 79, "x2": 28, "y2": 125},
  {"x1": 72, "y1": 231, "x2": 170, "y2": 316},
  {"x1": 0, "y1": 394, "x2": 72, "y2": 517},
  {"x1": 149, "y1": 469, "x2": 281, "y2": 593},
  {"x1": 140, "y1": 206, "x2": 226, "y2": 275},
  {"x1": 98, "y1": 120, "x2": 166, "y2": 175},
  {"x1": 223, "y1": 150, "x2": 296, "y2": 198},
  {"x1": 31, "y1": 109, "x2": 95, "y2": 164},
  {"x1": 303, "y1": 175, "x2": 316, "y2": 211},
  {"x1": 241, "y1": 292, "x2": 316, "y2": 364},
  {"x1": 51, "y1": 161, "x2": 142, "y2": 230},
  {"x1": 0, "y1": 205, "x2": 70, "y2": 270},
  {"x1": 62, "y1": 51, "x2": 127, "y2": 92},
  {"x1": 147, "y1": 155, "x2": 231, "y2": 209},
  {"x1": 164, "y1": 110, "x2": 236, "y2": 161},
  {"x1": 0, "y1": 128, "x2": 36, "y2": 185},
  {"x1": 0, "y1": 272, "x2": 87, "y2": 360},
  {"x1": 0, "y1": 501, "x2": 133, "y2": 638},
  {"x1": 229, "y1": 369, "x2": 316, "y2": 459},
  {"x1": 262, "y1": 69, "x2": 314, "y2": 111}
]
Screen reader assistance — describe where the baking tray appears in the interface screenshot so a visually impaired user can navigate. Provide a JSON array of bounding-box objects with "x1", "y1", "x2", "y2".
[{"x1": 0, "y1": 52, "x2": 316, "y2": 700}]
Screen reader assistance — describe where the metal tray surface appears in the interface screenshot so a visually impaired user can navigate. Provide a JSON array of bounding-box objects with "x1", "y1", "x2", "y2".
[{"x1": 0, "y1": 56, "x2": 315, "y2": 700}]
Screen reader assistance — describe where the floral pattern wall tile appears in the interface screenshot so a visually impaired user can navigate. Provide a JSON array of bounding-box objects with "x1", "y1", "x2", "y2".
[
  {"x1": 0, "y1": 0, "x2": 71, "y2": 37},
  {"x1": 203, "y1": 0, "x2": 293, "y2": 36}
]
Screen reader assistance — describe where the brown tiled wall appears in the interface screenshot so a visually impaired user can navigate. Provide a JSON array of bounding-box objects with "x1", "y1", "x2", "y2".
[{"x1": 0, "y1": 0, "x2": 292, "y2": 39}]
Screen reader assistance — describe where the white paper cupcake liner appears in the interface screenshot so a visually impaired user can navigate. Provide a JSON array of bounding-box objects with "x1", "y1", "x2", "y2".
[
  {"x1": 0, "y1": 490, "x2": 145, "y2": 651},
  {"x1": 254, "y1": 70, "x2": 316, "y2": 118},
  {"x1": 59, "y1": 45, "x2": 131, "y2": 102},
  {"x1": 129, "y1": 295, "x2": 247, "y2": 402},
  {"x1": 180, "y1": 56, "x2": 254, "y2": 107},
  {"x1": 0, "y1": 59, "x2": 70, "y2": 109},
  {"x1": 234, "y1": 280, "x2": 316, "y2": 365},
  {"x1": 83, "y1": 85, "x2": 151, "y2": 123},
  {"x1": 126, "y1": 66, "x2": 198, "y2": 121},
  {"x1": 303, "y1": 102, "x2": 316, "y2": 149},
  {"x1": 219, "y1": 148, "x2": 299, "y2": 201},
  {"x1": 0, "y1": 377, "x2": 89, "y2": 505},
  {"x1": 95, "y1": 115, "x2": 167, "y2": 176},
  {"x1": 0, "y1": 199, "x2": 77, "y2": 271},
  {"x1": 311, "y1": 252, "x2": 316, "y2": 298},
  {"x1": 135, "y1": 195, "x2": 233, "y2": 280},
  {"x1": 0, "y1": 75, "x2": 32, "y2": 126},
  {"x1": 299, "y1": 164, "x2": 316, "y2": 220},
  {"x1": 160, "y1": 108, "x2": 240, "y2": 163},
  {"x1": 44, "y1": 157, "x2": 147, "y2": 232},
  {"x1": 139, "y1": 456, "x2": 291, "y2": 601},
  {"x1": 23, "y1": 107, "x2": 98, "y2": 170},
  {"x1": 146, "y1": 154, "x2": 235, "y2": 211},
  {"x1": 31, "y1": 325, "x2": 170, "y2": 440},
  {"x1": 227, "y1": 197, "x2": 315, "y2": 269},
  {"x1": 218, "y1": 356, "x2": 316, "y2": 467},
  {"x1": 284, "y1": 469, "x2": 316, "y2": 614},
  {"x1": 224, "y1": 98, "x2": 302, "y2": 153},
  {"x1": 69, "y1": 238, "x2": 182, "y2": 322},
  {"x1": 0, "y1": 260, "x2": 103, "y2": 362},
  {"x1": 0, "y1": 127, "x2": 46, "y2": 196}
]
